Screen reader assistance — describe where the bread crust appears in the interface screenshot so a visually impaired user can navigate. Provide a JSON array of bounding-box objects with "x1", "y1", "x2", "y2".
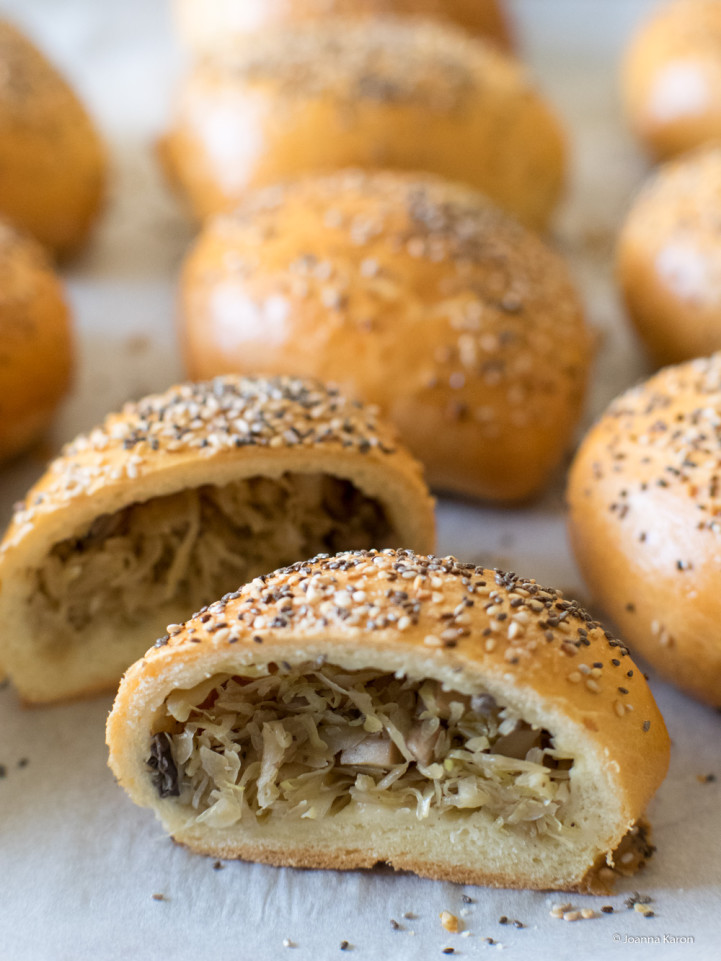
[
  {"x1": 622, "y1": 0, "x2": 721, "y2": 160},
  {"x1": 568, "y1": 354, "x2": 721, "y2": 706},
  {"x1": 172, "y1": 0, "x2": 515, "y2": 54},
  {"x1": 180, "y1": 171, "x2": 591, "y2": 502},
  {"x1": 0, "y1": 376, "x2": 434, "y2": 703},
  {"x1": 107, "y1": 549, "x2": 669, "y2": 892},
  {"x1": 0, "y1": 220, "x2": 73, "y2": 463},
  {"x1": 0, "y1": 21, "x2": 105, "y2": 255},
  {"x1": 161, "y1": 18, "x2": 564, "y2": 230},
  {"x1": 618, "y1": 144, "x2": 721, "y2": 366}
]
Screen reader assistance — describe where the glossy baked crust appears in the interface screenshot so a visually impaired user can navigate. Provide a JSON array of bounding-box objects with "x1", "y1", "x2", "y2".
[
  {"x1": 107, "y1": 549, "x2": 669, "y2": 892},
  {"x1": 622, "y1": 0, "x2": 721, "y2": 160},
  {"x1": 618, "y1": 144, "x2": 721, "y2": 366},
  {"x1": 173, "y1": 0, "x2": 514, "y2": 54},
  {"x1": 568, "y1": 354, "x2": 721, "y2": 706},
  {"x1": 0, "y1": 21, "x2": 105, "y2": 255},
  {"x1": 0, "y1": 376, "x2": 434, "y2": 703},
  {"x1": 181, "y1": 171, "x2": 591, "y2": 502},
  {"x1": 0, "y1": 220, "x2": 73, "y2": 462},
  {"x1": 161, "y1": 18, "x2": 563, "y2": 230}
]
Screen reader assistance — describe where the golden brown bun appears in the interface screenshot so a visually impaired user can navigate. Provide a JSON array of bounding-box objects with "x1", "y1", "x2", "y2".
[
  {"x1": 161, "y1": 18, "x2": 564, "y2": 231},
  {"x1": 0, "y1": 376, "x2": 434, "y2": 704},
  {"x1": 173, "y1": 0, "x2": 514, "y2": 55},
  {"x1": 622, "y1": 0, "x2": 721, "y2": 160},
  {"x1": 180, "y1": 171, "x2": 591, "y2": 502},
  {"x1": 0, "y1": 220, "x2": 73, "y2": 463},
  {"x1": 0, "y1": 21, "x2": 106, "y2": 256},
  {"x1": 567, "y1": 353, "x2": 721, "y2": 707},
  {"x1": 107, "y1": 549, "x2": 669, "y2": 893},
  {"x1": 618, "y1": 143, "x2": 721, "y2": 367}
]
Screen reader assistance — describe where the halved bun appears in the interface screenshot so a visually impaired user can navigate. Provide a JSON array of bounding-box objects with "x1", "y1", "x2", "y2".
[
  {"x1": 107, "y1": 549, "x2": 669, "y2": 892},
  {"x1": 0, "y1": 377, "x2": 434, "y2": 704}
]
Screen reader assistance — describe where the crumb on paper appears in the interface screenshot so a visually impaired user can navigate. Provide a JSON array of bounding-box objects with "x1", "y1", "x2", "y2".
[
  {"x1": 634, "y1": 904, "x2": 655, "y2": 918},
  {"x1": 625, "y1": 892, "x2": 653, "y2": 909},
  {"x1": 151, "y1": 893, "x2": 166, "y2": 901},
  {"x1": 440, "y1": 911, "x2": 460, "y2": 933}
]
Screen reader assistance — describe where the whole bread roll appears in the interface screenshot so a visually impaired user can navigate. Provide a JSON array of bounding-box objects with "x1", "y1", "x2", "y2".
[
  {"x1": 160, "y1": 18, "x2": 564, "y2": 231},
  {"x1": 107, "y1": 549, "x2": 669, "y2": 892},
  {"x1": 173, "y1": 0, "x2": 514, "y2": 55},
  {"x1": 622, "y1": 0, "x2": 721, "y2": 160},
  {"x1": 618, "y1": 143, "x2": 721, "y2": 366},
  {"x1": 0, "y1": 376, "x2": 434, "y2": 704},
  {"x1": 0, "y1": 220, "x2": 73, "y2": 463},
  {"x1": 0, "y1": 21, "x2": 105, "y2": 255},
  {"x1": 568, "y1": 353, "x2": 721, "y2": 707},
  {"x1": 181, "y1": 171, "x2": 591, "y2": 502}
]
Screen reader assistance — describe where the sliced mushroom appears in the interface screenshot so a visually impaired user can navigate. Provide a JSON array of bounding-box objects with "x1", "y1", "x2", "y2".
[
  {"x1": 471, "y1": 693, "x2": 497, "y2": 716},
  {"x1": 406, "y1": 721, "x2": 441, "y2": 766},
  {"x1": 339, "y1": 734, "x2": 402, "y2": 767},
  {"x1": 492, "y1": 723, "x2": 542, "y2": 760}
]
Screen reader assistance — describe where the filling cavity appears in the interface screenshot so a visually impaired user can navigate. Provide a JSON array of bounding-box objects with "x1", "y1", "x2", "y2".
[
  {"x1": 34, "y1": 473, "x2": 392, "y2": 640},
  {"x1": 150, "y1": 663, "x2": 574, "y2": 835}
]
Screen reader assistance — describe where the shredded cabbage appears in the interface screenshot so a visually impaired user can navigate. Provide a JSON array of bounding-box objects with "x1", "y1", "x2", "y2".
[
  {"x1": 155, "y1": 663, "x2": 574, "y2": 834},
  {"x1": 33, "y1": 474, "x2": 391, "y2": 639}
]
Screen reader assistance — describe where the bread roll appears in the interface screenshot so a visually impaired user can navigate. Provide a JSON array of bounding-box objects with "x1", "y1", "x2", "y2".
[
  {"x1": 160, "y1": 19, "x2": 564, "y2": 231},
  {"x1": 618, "y1": 143, "x2": 721, "y2": 366},
  {"x1": 107, "y1": 549, "x2": 669, "y2": 892},
  {"x1": 0, "y1": 21, "x2": 105, "y2": 255},
  {"x1": 0, "y1": 376, "x2": 434, "y2": 704},
  {"x1": 0, "y1": 220, "x2": 73, "y2": 463},
  {"x1": 181, "y1": 171, "x2": 591, "y2": 502},
  {"x1": 622, "y1": 0, "x2": 721, "y2": 160},
  {"x1": 173, "y1": 0, "x2": 514, "y2": 55},
  {"x1": 567, "y1": 353, "x2": 721, "y2": 707}
]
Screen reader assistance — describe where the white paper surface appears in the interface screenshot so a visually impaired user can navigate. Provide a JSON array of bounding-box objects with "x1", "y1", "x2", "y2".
[{"x1": 0, "y1": 1, "x2": 719, "y2": 958}]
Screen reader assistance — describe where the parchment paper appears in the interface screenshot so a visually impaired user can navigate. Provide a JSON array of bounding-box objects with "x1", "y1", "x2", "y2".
[{"x1": 0, "y1": 2, "x2": 718, "y2": 958}]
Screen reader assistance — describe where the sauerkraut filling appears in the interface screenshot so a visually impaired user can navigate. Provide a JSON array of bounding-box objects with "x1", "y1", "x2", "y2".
[
  {"x1": 33, "y1": 473, "x2": 392, "y2": 640},
  {"x1": 150, "y1": 663, "x2": 574, "y2": 835}
]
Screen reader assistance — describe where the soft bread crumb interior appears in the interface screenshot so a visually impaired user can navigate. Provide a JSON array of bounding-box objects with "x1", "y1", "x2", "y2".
[
  {"x1": 32, "y1": 473, "x2": 393, "y2": 646},
  {"x1": 149, "y1": 661, "x2": 575, "y2": 836}
]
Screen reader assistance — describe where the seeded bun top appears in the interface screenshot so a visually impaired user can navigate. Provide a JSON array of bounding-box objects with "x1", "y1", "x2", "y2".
[
  {"x1": 0, "y1": 21, "x2": 105, "y2": 254},
  {"x1": 181, "y1": 171, "x2": 590, "y2": 502},
  {"x1": 0, "y1": 219, "x2": 73, "y2": 463},
  {"x1": 1, "y1": 375, "x2": 434, "y2": 565},
  {"x1": 622, "y1": 0, "x2": 721, "y2": 160},
  {"x1": 568, "y1": 353, "x2": 721, "y2": 705},
  {"x1": 173, "y1": 0, "x2": 515, "y2": 55},
  {"x1": 618, "y1": 144, "x2": 721, "y2": 366},
  {"x1": 120, "y1": 548, "x2": 669, "y2": 831},
  {"x1": 161, "y1": 18, "x2": 565, "y2": 230}
]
